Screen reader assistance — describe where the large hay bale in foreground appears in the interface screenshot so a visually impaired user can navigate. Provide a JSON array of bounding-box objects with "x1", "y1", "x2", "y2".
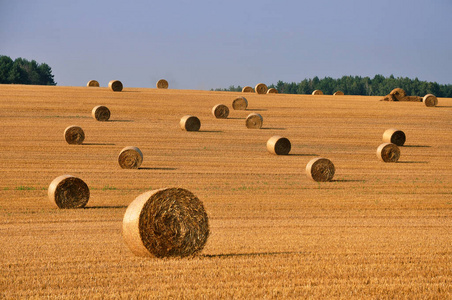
[
  {"x1": 92, "y1": 105, "x2": 111, "y2": 121},
  {"x1": 255, "y1": 83, "x2": 268, "y2": 94},
  {"x1": 232, "y1": 97, "x2": 248, "y2": 110},
  {"x1": 306, "y1": 157, "x2": 335, "y2": 182},
  {"x1": 118, "y1": 146, "x2": 143, "y2": 169},
  {"x1": 242, "y1": 86, "x2": 254, "y2": 93},
  {"x1": 180, "y1": 115, "x2": 201, "y2": 131},
  {"x1": 423, "y1": 94, "x2": 438, "y2": 107},
  {"x1": 122, "y1": 187, "x2": 209, "y2": 258},
  {"x1": 390, "y1": 88, "x2": 406, "y2": 101},
  {"x1": 109, "y1": 80, "x2": 123, "y2": 92},
  {"x1": 333, "y1": 91, "x2": 344, "y2": 96},
  {"x1": 312, "y1": 90, "x2": 323, "y2": 95},
  {"x1": 212, "y1": 104, "x2": 229, "y2": 119},
  {"x1": 64, "y1": 125, "x2": 85, "y2": 145},
  {"x1": 246, "y1": 113, "x2": 263, "y2": 129},
  {"x1": 377, "y1": 143, "x2": 400, "y2": 163},
  {"x1": 87, "y1": 80, "x2": 100, "y2": 87},
  {"x1": 267, "y1": 136, "x2": 291, "y2": 155},
  {"x1": 156, "y1": 79, "x2": 169, "y2": 89},
  {"x1": 267, "y1": 88, "x2": 278, "y2": 94},
  {"x1": 383, "y1": 128, "x2": 406, "y2": 146},
  {"x1": 48, "y1": 175, "x2": 90, "y2": 209}
]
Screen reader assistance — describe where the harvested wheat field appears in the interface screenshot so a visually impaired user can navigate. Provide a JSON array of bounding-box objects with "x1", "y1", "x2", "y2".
[{"x1": 1, "y1": 84, "x2": 452, "y2": 298}]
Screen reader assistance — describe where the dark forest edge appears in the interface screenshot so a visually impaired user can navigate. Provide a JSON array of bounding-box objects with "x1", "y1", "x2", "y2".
[
  {"x1": 0, "y1": 55, "x2": 56, "y2": 85},
  {"x1": 212, "y1": 75, "x2": 452, "y2": 97}
]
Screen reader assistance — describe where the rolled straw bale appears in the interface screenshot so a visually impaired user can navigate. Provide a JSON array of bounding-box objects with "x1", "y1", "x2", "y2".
[
  {"x1": 312, "y1": 90, "x2": 323, "y2": 95},
  {"x1": 245, "y1": 113, "x2": 263, "y2": 129},
  {"x1": 242, "y1": 86, "x2": 254, "y2": 93},
  {"x1": 91, "y1": 105, "x2": 111, "y2": 121},
  {"x1": 232, "y1": 97, "x2": 248, "y2": 110},
  {"x1": 122, "y1": 187, "x2": 209, "y2": 258},
  {"x1": 109, "y1": 80, "x2": 123, "y2": 92},
  {"x1": 377, "y1": 143, "x2": 400, "y2": 163},
  {"x1": 423, "y1": 94, "x2": 438, "y2": 107},
  {"x1": 267, "y1": 136, "x2": 291, "y2": 155},
  {"x1": 212, "y1": 104, "x2": 229, "y2": 119},
  {"x1": 180, "y1": 115, "x2": 201, "y2": 131},
  {"x1": 306, "y1": 157, "x2": 335, "y2": 182},
  {"x1": 64, "y1": 125, "x2": 85, "y2": 145},
  {"x1": 333, "y1": 91, "x2": 344, "y2": 95},
  {"x1": 118, "y1": 146, "x2": 143, "y2": 169},
  {"x1": 382, "y1": 128, "x2": 406, "y2": 146},
  {"x1": 255, "y1": 83, "x2": 268, "y2": 94},
  {"x1": 48, "y1": 175, "x2": 90, "y2": 209},
  {"x1": 267, "y1": 88, "x2": 278, "y2": 94},
  {"x1": 87, "y1": 80, "x2": 99, "y2": 87},
  {"x1": 390, "y1": 88, "x2": 406, "y2": 101},
  {"x1": 156, "y1": 79, "x2": 169, "y2": 89}
]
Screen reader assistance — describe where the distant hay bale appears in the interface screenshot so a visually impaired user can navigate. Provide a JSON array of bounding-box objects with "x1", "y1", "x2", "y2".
[
  {"x1": 390, "y1": 88, "x2": 406, "y2": 101},
  {"x1": 245, "y1": 113, "x2": 263, "y2": 129},
  {"x1": 267, "y1": 88, "x2": 278, "y2": 94},
  {"x1": 109, "y1": 80, "x2": 123, "y2": 92},
  {"x1": 242, "y1": 86, "x2": 254, "y2": 93},
  {"x1": 255, "y1": 83, "x2": 268, "y2": 94},
  {"x1": 267, "y1": 136, "x2": 291, "y2": 155},
  {"x1": 122, "y1": 187, "x2": 209, "y2": 258},
  {"x1": 333, "y1": 91, "x2": 344, "y2": 95},
  {"x1": 423, "y1": 94, "x2": 438, "y2": 107},
  {"x1": 87, "y1": 80, "x2": 99, "y2": 87},
  {"x1": 156, "y1": 79, "x2": 169, "y2": 89},
  {"x1": 91, "y1": 105, "x2": 111, "y2": 121},
  {"x1": 377, "y1": 143, "x2": 400, "y2": 163},
  {"x1": 180, "y1": 115, "x2": 201, "y2": 131},
  {"x1": 48, "y1": 175, "x2": 90, "y2": 209},
  {"x1": 118, "y1": 146, "x2": 143, "y2": 169},
  {"x1": 312, "y1": 90, "x2": 323, "y2": 95},
  {"x1": 383, "y1": 128, "x2": 406, "y2": 146},
  {"x1": 306, "y1": 157, "x2": 335, "y2": 182},
  {"x1": 212, "y1": 104, "x2": 229, "y2": 119},
  {"x1": 232, "y1": 97, "x2": 248, "y2": 110},
  {"x1": 64, "y1": 125, "x2": 85, "y2": 145}
]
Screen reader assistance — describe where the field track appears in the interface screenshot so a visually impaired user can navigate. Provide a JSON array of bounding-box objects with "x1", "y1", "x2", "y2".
[{"x1": 1, "y1": 84, "x2": 451, "y2": 298}]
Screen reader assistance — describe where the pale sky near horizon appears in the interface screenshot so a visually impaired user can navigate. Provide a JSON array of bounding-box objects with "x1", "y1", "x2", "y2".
[{"x1": 1, "y1": 0, "x2": 451, "y2": 89}]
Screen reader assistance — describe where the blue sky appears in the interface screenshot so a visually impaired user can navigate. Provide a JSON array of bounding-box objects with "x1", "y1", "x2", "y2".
[{"x1": 1, "y1": 0, "x2": 451, "y2": 89}]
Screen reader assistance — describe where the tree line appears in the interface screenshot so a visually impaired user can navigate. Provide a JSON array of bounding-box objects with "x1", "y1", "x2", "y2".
[
  {"x1": 212, "y1": 75, "x2": 452, "y2": 97},
  {"x1": 0, "y1": 55, "x2": 56, "y2": 85}
]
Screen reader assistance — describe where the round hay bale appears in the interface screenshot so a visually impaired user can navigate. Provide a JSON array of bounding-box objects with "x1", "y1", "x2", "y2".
[
  {"x1": 108, "y1": 80, "x2": 123, "y2": 92},
  {"x1": 377, "y1": 143, "x2": 400, "y2": 163},
  {"x1": 212, "y1": 104, "x2": 229, "y2": 119},
  {"x1": 232, "y1": 97, "x2": 248, "y2": 110},
  {"x1": 242, "y1": 86, "x2": 254, "y2": 93},
  {"x1": 118, "y1": 146, "x2": 143, "y2": 169},
  {"x1": 382, "y1": 128, "x2": 406, "y2": 146},
  {"x1": 390, "y1": 88, "x2": 406, "y2": 101},
  {"x1": 423, "y1": 94, "x2": 438, "y2": 107},
  {"x1": 267, "y1": 88, "x2": 278, "y2": 94},
  {"x1": 87, "y1": 80, "x2": 99, "y2": 87},
  {"x1": 180, "y1": 115, "x2": 201, "y2": 131},
  {"x1": 312, "y1": 90, "x2": 323, "y2": 95},
  {"x1": 122, "y1": 187, "x2": 209, "y2": 258},
  {"x1": 267, "y1": 136, "x2": 291, "y2": 155},
  {"x1": 306, "y1": 157, "x2": 335, "y2": 182},
  {"x1": 48, "y1": 175, "x2": 90, "y2": 209},
  {"x1": 156, "y1": 79, "x2": 169, "y2": 89},
  {"x1": 245, "y1": 113, "x2": 263, "y2": 129},
  {"x1": 333, "y1": 91, "x2": 344, "y2": 95},
  {"x1": 91, "y1": 105, "x2": 111, "y2": 122},
  {"x1": 64, "y1": 125, "x2": 85, "y2": 145},
  {"x1": 255, "y1": 83, "x2": 268, "y2": 94}
]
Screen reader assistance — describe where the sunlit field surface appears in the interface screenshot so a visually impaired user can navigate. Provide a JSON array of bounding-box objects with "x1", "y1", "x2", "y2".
[{"x1": 1, "y1": 84, "x2": 451, "y2": 298}]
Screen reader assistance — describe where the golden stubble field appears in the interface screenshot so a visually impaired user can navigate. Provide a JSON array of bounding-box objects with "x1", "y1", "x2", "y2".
[{"x1": 0, "y1": 84, "x2": 451, "y2": 298}]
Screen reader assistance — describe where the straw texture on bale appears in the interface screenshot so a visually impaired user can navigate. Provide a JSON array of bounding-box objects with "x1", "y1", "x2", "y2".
[
  {"x1": 267, "y1": 136, "x2": 291, "y2": 155},
  {"x1": 48, "y1": 175, "x2": 90, "y2": 209},
  {"x1": 87, "y1": 80, "x2": 99, "y2": 87},
  {"x1": 245, "y1": 113, "x2": 263, "y2": 129},
  {"x1": 383, "y1": 128, "x2": 406, "y2": 146},
  {"x1": 377, "y1": 143, "x2": 400, "y2": 163},
  {"x1": 109, "y1": 80, "x2": 123, "y2": 92},
  {"x1": 118, "y1": 146, "x2": 143, "y2": 169},
  {"x1": 122, "y1": 187, "x2": 209, "y2": 258},
  {"x1": 232, "y1": 97, "x2": 248, "y2": 110},
  {"x1": 423, "y1": 94, "x2": 438, "y2": 107},
  {"x1": 212, "y1": 104, "x2": 229, "y2": 119},
  {"x1": 91, "y1": 105, "x2": 111, "y2": 121},
  {"x1": 242, "y1": 86, "x2": 254, "y2": 93},
  {"x1": 255, "y1": 83, "x2": 268, "y2": 94},
  {"x1": 156, "y1": 79, "x2": 169, "y2": 89},
  {"x1": 312, "y1": 90, "x2": 323, "y2": 95},
  {"x1": 180, "y1": 115, "x2": 201, "y2": 131},
  {"x1": 267, "y1": 88, "x2": 278, "y2": 94},
  {"x1": 333, "y1": 91, "x2": 344, "y2": 95},
  {"x1": 306, "y1": 157, "x2": 335, "y2": 182},
  {"x1": 390, "y1": 88, "x2": 406, "y2": 101},
  {"x1": 64, "y1": 125, "x2": 85, "y2": 145}
]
